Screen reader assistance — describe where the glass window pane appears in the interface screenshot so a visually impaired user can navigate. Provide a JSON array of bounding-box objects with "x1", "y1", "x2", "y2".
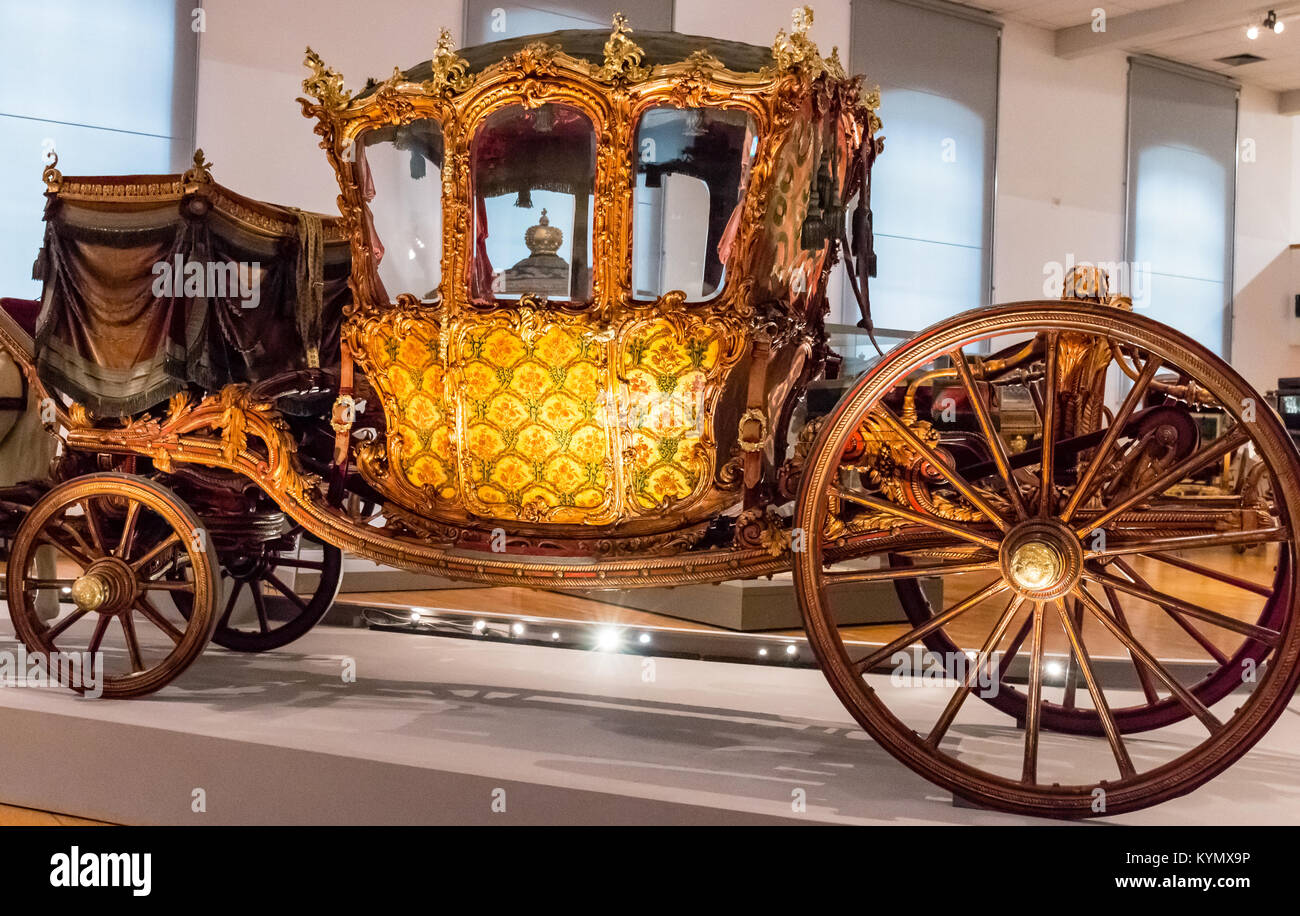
[
  {"x1": 631, "y1": 107, "x2": 756, "y2": 302},
  {"x1": 472, "y1": 104, "x2": 595, "y2": 303},
  {"x1": 360, "y1": 119, "x2": 445, "y2": 302}
]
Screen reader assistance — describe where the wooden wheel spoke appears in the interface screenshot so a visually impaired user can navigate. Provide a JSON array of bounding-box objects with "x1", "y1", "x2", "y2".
[
  {"x1": 251, "y1": 586, "x2": 271, "y2": 635},
  {"x1": 825, "y1": 558, "x2": 997, "y2": 587},
  {"x1": 1059, "y1": 598, "x2": 1085, "y2": 710},
  {"x1": 988, "y1": 612, "x2": 1033, "y2": 685},
  {"x1": 1144, "y1": 552, "x2": 1273, "y2": 597},
  {"x1": 142, "y1": 580, "x2": 196, "y2": 592},
  {"x1": 263, "y1": 572, "x2": 309, "y2": 612},
  {"x1": 873, "y1": 402, "x2": 1011, "y2": 532},
  {"x1": 40, "y1": 527, "x2": 95, "y2": 569},
  {"x1": 87, "y1": 613, "x2": 111, "y2": 656},
  {"x1": 135, "y1": 596, "x2": 184, "y2": 645},
  {"x1": 1053, "y1": 600, "x2": 1136, "y2": 779},
  {"x1": 1076, "y1": 426, "x2": 1251, "y2": 538},
  {"x1": 1088, "y1": 568, "x2": 1280, "y2": 647},
  {"x1": 130, "y1": 532, "x2": 181, "y2": 572},
  {"x1": 927, "y1": 596, "x2": 1026, "y2": 746},
  {"x1": 856, "y1": 579, "x2": 1008, "y2": 673},
  {"x1": 1021, "y1": 602, "x2": 1046, "y2": 784},
  {"x1": 1111, "y1": 560, "x2": 1229, "y2": 665},
  {"x1": 121, "y1": 614, "x2": 145, "y2": 673},
  {"x1": 950, "y1": 348, "x2": 1027, "y2": 520},
  {"x1": 219, "y1": 580, "x2": 245, "y2": 628},
  {"x1": 836, "y1": 488, "x2": 1000, "y2": 551},
  {"x1": 1061, "y1": 353, "x2": 1162, "y2": 522},
  {"x1": 45, "y1": 606, "x2": 91, "y2": 642},
  {"x1": 80, "y1": 498, "x2": 107, "y2": 555},
  {"x1": 115, "y1": 501, "x2": 142, "y2": 561},
  {"x1": 1100, "y1": 583, "x2": 1162, "y2": 703},
  {"x1": 1073, "y1": 584, "x2": 1224, "y2": 733},
  {"x1": 1038, "y1": 333, "x2": 1058, "y2": 517},
  {"x1": 1090, "y1": 527, "x2": 1286, "y2": 558}
]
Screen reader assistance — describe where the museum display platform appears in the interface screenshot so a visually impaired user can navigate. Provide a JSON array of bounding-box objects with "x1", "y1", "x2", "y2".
[{"x1": 2, "y1": 614, "x2": 1296, "y2": 826}]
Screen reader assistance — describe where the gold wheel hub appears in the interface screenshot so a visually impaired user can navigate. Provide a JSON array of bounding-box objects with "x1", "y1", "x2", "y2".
[
  {"x1": 998, "y1": 520, "x2": 1083, "y2": 601},
  {"x1": 69, "y1": 558, "x2": 138, "y2": 615}
]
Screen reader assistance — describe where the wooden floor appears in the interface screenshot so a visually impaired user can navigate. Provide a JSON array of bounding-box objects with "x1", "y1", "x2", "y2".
[
  {"x1": 344, "y1": 546, "x2": 1279, "y2": 661},
  {"x1": 0, "y1": 802, "x2": 109, "y2": 826}
]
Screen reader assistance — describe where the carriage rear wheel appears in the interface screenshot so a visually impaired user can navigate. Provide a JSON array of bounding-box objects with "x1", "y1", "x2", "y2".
[
  {"x1": 170, "y1": 537, "x2": 343, "y2": 652},
  {"x1": 793, "y1": 302, "x2": 1300, "y2": 818},
  {"x1": 6, "y1": 473, "x2": 218, "y2": 698}
]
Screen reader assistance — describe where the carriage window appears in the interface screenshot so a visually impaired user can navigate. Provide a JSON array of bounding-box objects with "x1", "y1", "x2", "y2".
[
  {"x1": 472, "y1": 104, "x2": 596, "y2": 302},
  {"x1": 360, "y1": 119, "x2": 445, "y2": 302},
  {"x1": 632, "y1": 107, "x2": 756, "y2": 302}
]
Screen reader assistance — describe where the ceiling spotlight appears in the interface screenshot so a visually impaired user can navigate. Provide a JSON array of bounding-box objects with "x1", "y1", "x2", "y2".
[
  {"x1": 551, "y1": 631, "x2": 560, "y2": 640},
  {"x1": 784, "y1": 644, "x2": 798, "y2": 657},
  {"x1": 595, "y1": 628, "x2": 622, "y2": 652},
  {"x1": 1045, "y1": 660, "x2": 1065, "y2": 678},
  {"x1": 758, "y1": 647, "x2": 769, "y2": 657},
  {"x1": 637, "y1": 632, "x2": 651, "y2": 645},
  {"x1": 409, "y1": 610, "x2": 421, "y2": 624},
  {"x1": 472, "y1": 619, "x2": 487, "y2": 633},
  {"x1": 1247, "y1": 23, "x2": 1260, "y2": 39},
  {"x1": 511, "y1": 622, "x2": 525, "y2": 636},
  {"x1": 1265, "y1": 9, "x2": 1283, "y2": 33}
]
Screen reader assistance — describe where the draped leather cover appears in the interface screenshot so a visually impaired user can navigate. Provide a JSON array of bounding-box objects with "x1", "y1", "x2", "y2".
[{"x1": 34, "y1": 178, "x2": 349, "y2": 416}]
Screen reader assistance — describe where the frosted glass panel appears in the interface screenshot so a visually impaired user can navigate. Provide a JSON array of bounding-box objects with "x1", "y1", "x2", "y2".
[
  {"x1": 0, "y1": 0, "x2": 196, "y2": 298},
  {"x1": 1137, "y1": 273, "x2": 1226, "y2": 356},
  {"x1": 871, "y1": 235, "x2": 984, "y2": 331},
  {"x1": 1133, "y1": 146, "x2": 1228, "y2": 283},
  {"x1": 1125, "y1": 60, "x2": 1236, "y2": 357},
  {"x1": 848, "y1": 0, "x2": 998, "y2": 334},
  {"x1": 870, "y1": 91, "x2": 985, "y2": 250}
]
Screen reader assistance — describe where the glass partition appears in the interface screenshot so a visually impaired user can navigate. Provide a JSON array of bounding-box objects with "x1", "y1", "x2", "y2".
[
  {"x1": 631, "y1": 107, "x2": 756, "y2": 302},
  {"x1": 471, "y1": 103, "x2": 596, "y2": 303},
  {"x1": 360, "y1": 118, "x2": 445, "y2": 302}
]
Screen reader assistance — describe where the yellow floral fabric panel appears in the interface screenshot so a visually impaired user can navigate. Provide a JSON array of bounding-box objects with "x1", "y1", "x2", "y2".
[
  {"x1": 621, "y1": 319, "x2": 721, "y2": 510},
  {"x1": 368, "y1": 322, "x2": 457, "y2": 500},
  {"x1": 458, "y1": 320, "x2": 612, "y2": 522}
]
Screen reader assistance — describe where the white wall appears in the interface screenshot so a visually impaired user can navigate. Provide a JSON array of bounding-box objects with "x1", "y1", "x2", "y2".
[
  {"x1": 196, "y1": 0, "x2": 461, "y2": 212},
  {"x1": 1232, "y1": 84, "x2": 1296, "y2": 392},
  {"x1": 993, "y1": 22, "x2": 1130, "y2": 305}
]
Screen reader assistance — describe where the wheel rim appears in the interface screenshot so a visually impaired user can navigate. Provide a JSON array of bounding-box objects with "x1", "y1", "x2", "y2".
[
  {"x1": 793, "y1": 302, "x2": 1300, "y2": 817},
  {"x1": 7, "y1": 473, "x2": 218, "y2": 699}
]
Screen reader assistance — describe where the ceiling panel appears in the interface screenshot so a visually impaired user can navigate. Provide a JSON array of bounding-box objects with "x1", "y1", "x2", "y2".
[{"x1": 950, "y1": 0, "x2": 1300, "y2": 92}]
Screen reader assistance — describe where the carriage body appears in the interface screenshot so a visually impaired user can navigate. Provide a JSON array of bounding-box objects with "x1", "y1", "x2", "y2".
[{"x1": 301, "y1": 22, "x2": 876, "y2": 553}]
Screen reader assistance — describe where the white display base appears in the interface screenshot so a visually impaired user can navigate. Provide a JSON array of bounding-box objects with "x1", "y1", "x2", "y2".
[{"x1": 0, "y1": 616, "x2": 1296, "y2": 825}]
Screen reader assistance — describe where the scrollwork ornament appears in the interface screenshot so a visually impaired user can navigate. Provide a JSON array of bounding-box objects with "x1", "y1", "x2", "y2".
[
  {"x1": 594, "y1": 13, "x2": 648, "y2": 84},
  {"x1": 424, "y1": 27, "x2": 473, "y2": 96}
]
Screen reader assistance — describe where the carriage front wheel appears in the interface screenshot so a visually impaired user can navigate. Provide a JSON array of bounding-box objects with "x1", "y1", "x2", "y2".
[
  {"x1": 6, "y1": 473, "x2": 219, "y2": 698},
  {"x1": 793, "y1": 302, "x2": 1300, "y2": 818}
]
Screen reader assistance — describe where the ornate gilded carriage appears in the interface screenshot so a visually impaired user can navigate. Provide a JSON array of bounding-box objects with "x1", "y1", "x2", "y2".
[
  {"x1": 298, "y1": 16, "x2": 878, "y2": 554},
  {"x1": 4, "y1": 9, "x2": 1300, "y2": 821}
]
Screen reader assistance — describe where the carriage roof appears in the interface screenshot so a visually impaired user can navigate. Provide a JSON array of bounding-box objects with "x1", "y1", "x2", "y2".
[{"x1": 355, "y1": 29, "x2": 779, "y2": 102}]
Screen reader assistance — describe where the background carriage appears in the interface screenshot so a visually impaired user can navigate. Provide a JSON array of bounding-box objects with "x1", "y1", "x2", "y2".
[{"x1": 1, "y1": 11, "x2": 1298, "y2": 819}]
